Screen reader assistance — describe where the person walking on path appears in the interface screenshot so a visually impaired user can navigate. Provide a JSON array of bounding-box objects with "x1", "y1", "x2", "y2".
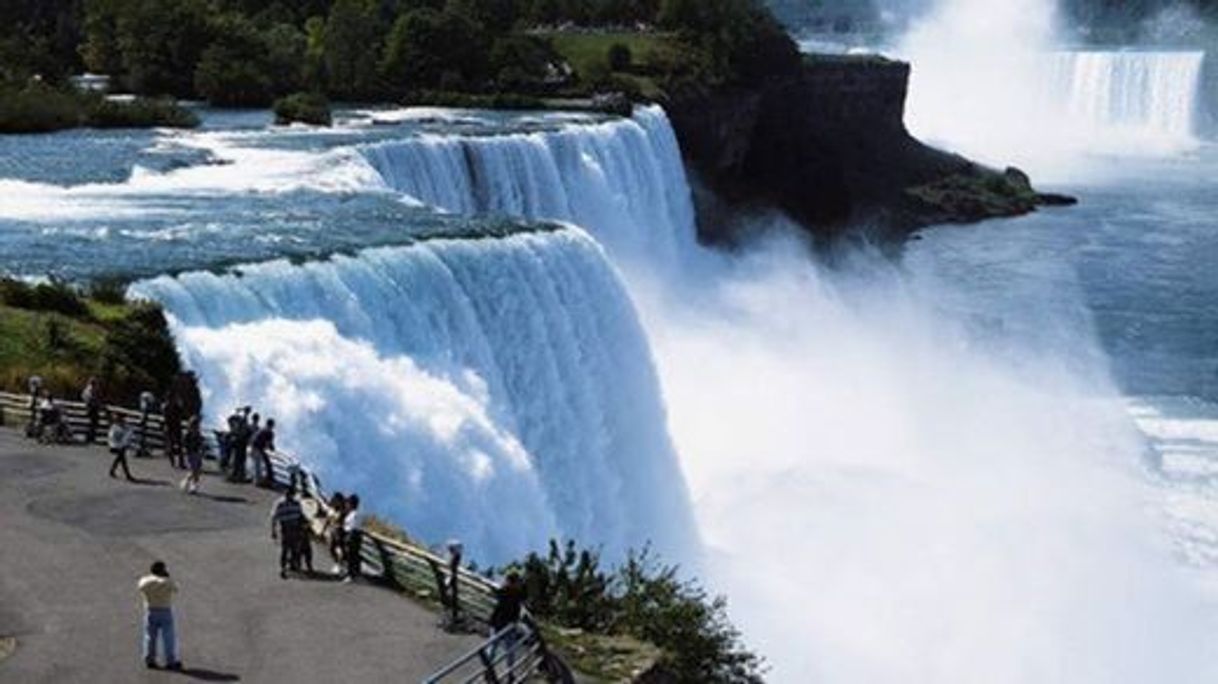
[
  {"x1": 108, "y1": 414, "x2": 135, "y2": 481},
  {"x1": 270, "y1": 488, "x2": 306, "y2": 579},
  {"x1": 251, "y1": 418, "x2": 276, "y2": 488},
  {"x1": 343, "y1": 494, "x2": 363, "y2": 582},
  {"x1": 81, "y1": 377, "x2": 102, "y2": 444},
  {"x1": 137, "y1": 561, "x2": 182, "y2": 671},
  {"x1": 179, "y1": 417, "x2": 205, "y2": 495}
]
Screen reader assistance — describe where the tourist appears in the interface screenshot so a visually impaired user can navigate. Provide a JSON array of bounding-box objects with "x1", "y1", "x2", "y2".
[
  {"x1": 108, "y1": 413, "x2": 135, "y2": 481},
  {"x1": 251, "y1": 417, "x2": 276, "y2": 488},
  {"x1": 270, "y1": 487, "x2": 306, "y2": 578},
  {"x1": 137, "y1": 390, "x2": 156, "y2": 457},
  {"x1": 218, "y1": 406, "x2": 243, "y2": 473},
  {"x1": 179, "y1": 417, "x2": 204, "y2": 495},
  {"x1": 162, "y1": 394, "x2": 184, "y2": 468},
  {"x1": 487, "y1": 572, "x2": 528, "y2": 670},
  {"x1": 35, "y1": 390, "x2": 71, "y2": 443},
  {"x1": 295, "y1": 509, "x2": 315, "y2": 575},
  {"x1": 137, "y1": 561, "x2": 182, "y2": 671},
  {"x1": 343, "y1": 494, "x2": 363, "y2": 582},
  {"x1": 25, "y1": 375, "x2": 42, "y2": 437},
  {"x1": 323, "y1": 493, "x2": 348, "y2": 573},
  {"x1": 81, "y1": 377, "x2": 102, "y2": 444},
  {"x1": 227, "y1": 407, "x2": 252, "y2": 483},
  {"x1": 446, "y1": 540, "x2": 464, "y2": 624}
]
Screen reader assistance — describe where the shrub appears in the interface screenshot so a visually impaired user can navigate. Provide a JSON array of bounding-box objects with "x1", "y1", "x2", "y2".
[
  {"x1": 0, "y1": 82, "x2": 81, "y2": 133},
  {"x1": 0, "y1": 278, "x2": 90, "y2": 318},
  {"x1": 86, "y1": 279, "x2": 129, "y2": 306},
  {"x1": 608, "y1": 43, "x2": 633, "y2": 72},
  {"x1": 273, "y1": 92, "x2": 332, "y2": 126},
  {"x1": 504, "y1": 540, "x2": 765, "y2": 683},
  {"x1": 85, "y1": 97, "x2": 198, "y2": 129}
]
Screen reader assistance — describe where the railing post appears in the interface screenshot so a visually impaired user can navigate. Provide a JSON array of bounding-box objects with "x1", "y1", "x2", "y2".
[{"x1": 478, "y1": 647, "x2": 501, "y2": 684}]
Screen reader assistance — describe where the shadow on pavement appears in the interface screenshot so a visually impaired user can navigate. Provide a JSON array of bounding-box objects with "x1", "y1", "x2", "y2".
[
  {"x1": 175, "y1": 666, "x2": 241, "y2": 681},
  {"x1": 195, "y1": 493, "x2": 250, "y2": 505}
]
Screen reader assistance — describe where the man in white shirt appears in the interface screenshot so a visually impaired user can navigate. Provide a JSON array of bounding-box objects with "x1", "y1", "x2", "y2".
[{"x1": 137, "y1": 561, "x2": 181, "y2": 670}]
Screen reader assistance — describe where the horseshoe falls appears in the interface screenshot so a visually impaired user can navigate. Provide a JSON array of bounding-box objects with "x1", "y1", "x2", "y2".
[{"x1": 1048, "y1": 50, "x2": 1205, "y2": 140}]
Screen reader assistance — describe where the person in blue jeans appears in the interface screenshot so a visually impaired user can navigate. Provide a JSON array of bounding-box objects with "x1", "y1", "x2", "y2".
[{"x1": 137, "y1": 561, "x2": 182, "y2": 670}]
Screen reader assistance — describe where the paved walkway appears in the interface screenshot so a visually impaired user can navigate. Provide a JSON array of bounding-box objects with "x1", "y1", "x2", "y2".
[{"x1": 0, "y1": 428, "x2": 480, "y2": 683}]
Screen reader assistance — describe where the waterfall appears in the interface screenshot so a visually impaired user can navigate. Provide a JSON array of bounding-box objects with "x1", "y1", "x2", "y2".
[
  {"x1": 1048, "y1": 50, "x2": 1205, "y2": 139},
  {"x1": 359, "y1": 106, "x2": 697, "y2": 269},
  {"x1": 131, "y1": 229, "x2": 697, "y2": 564}
]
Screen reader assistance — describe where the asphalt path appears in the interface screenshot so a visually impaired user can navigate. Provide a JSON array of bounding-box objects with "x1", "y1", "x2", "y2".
[{"x1": 0, "y1": 428, "x2": 480, "y2": 683}]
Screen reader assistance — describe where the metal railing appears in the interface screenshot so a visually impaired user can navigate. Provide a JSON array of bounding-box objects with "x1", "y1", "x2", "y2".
[{"x1": 422, "y1": 618, "x2": 572, "y2": 684}]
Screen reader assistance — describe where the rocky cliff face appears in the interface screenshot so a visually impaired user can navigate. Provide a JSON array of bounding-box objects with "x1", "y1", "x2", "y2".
[{"x1": 666, "y1": 55, "x2": 1066, "y2": 243}]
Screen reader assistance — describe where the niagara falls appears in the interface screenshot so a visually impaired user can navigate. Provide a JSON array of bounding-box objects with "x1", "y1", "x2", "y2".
[{"x1": 2, "y1": 0, "x2": 1218, "y2": 682}]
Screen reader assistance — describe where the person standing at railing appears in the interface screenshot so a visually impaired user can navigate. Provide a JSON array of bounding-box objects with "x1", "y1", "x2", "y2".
[
  {"x1": 227, "y1": 407, "x2": 253, "y2": 483},
  {"x1": 25, "y1": 375, "x2": 42, "y2": 437},
  {"x1": 108, "y1": 413, "x2": 136, "y2": 481},
  {"x1": 342, "y1": 494, "x2": 363, "y2": 583},
  {"x1": 270, "y1": 487, "x2": 306, "y2": 579},
  {"x1": 138, "y1": 391, "x2": 155, "y2": 458},
  {"x1": 322, "y1": 493, "x2": 348, "y2": 574},
  {"x1": 163, "y1": 394, "x2": 185, "y2": 469},
  {"x1": 81, "y1": 377, "x2": 102, "y2": 444},
  {"x1": 137, "y1": 561, "x2": 182, "y2": 671},
  {"x1": 488, "y1": 572, "x2": 528, "y2": 676},
  {"x1": 179, "y1": 417, "x2": 204, "y2": 495},
  {"x1": 251, "y1": 418, "x2": 276, "y2": 488}
]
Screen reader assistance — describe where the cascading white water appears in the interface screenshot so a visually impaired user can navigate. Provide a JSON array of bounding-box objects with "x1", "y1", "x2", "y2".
[
  {"x1": 1047, "y1": 50, "x2": 1205, "y2": 140},
  {"x1": 359, "y1": 106, "x2": 697, "y2": 270},
  {"x1": 131, "y1": 230, "x2": 697, "y2": 564}
]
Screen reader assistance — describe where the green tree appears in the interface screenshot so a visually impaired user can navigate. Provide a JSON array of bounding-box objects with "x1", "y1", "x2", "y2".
[
  {"x1": 380, "y1": 8, "x2": 487, "y2": 91},
  {"x1": 80, "y1": 0, "x2": 125, "y2": 76},
  {"x1": 264, "y1": 22, "x2": 307, "y2": 93},
  {"x1": 302, "y1": 15, "x2": 327, "y2": 90},
  {"x1": 194, "y1": 14, "x2": 274, "y2": 106},
  {"x1": 114, "y1": 0, "x2": 212, "y2": 96},
  {"x1": 323, "y1": 0, "x2": 385, "y2": 99}
]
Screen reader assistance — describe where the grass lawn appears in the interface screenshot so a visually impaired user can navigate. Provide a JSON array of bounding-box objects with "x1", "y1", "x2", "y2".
[{"x1": 536, "y1": 31, "x2": 677, "y2": 100}]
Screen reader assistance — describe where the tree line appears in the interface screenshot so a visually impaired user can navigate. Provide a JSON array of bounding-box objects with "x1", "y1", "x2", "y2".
[{"x1": 0, "y1": 0, "x2": 799, "y2": 106}]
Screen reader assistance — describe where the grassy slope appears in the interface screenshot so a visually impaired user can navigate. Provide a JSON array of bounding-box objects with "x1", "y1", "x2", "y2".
[
  {"x1": 537, "y1": 31, "x2": 675, "y2": 100},
  {"x1": 0, "y1": 304, "x2": 108, "y2": 395},
  {"x1": 0, "y1": 293, "x2": 179, "y2": 406}
]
